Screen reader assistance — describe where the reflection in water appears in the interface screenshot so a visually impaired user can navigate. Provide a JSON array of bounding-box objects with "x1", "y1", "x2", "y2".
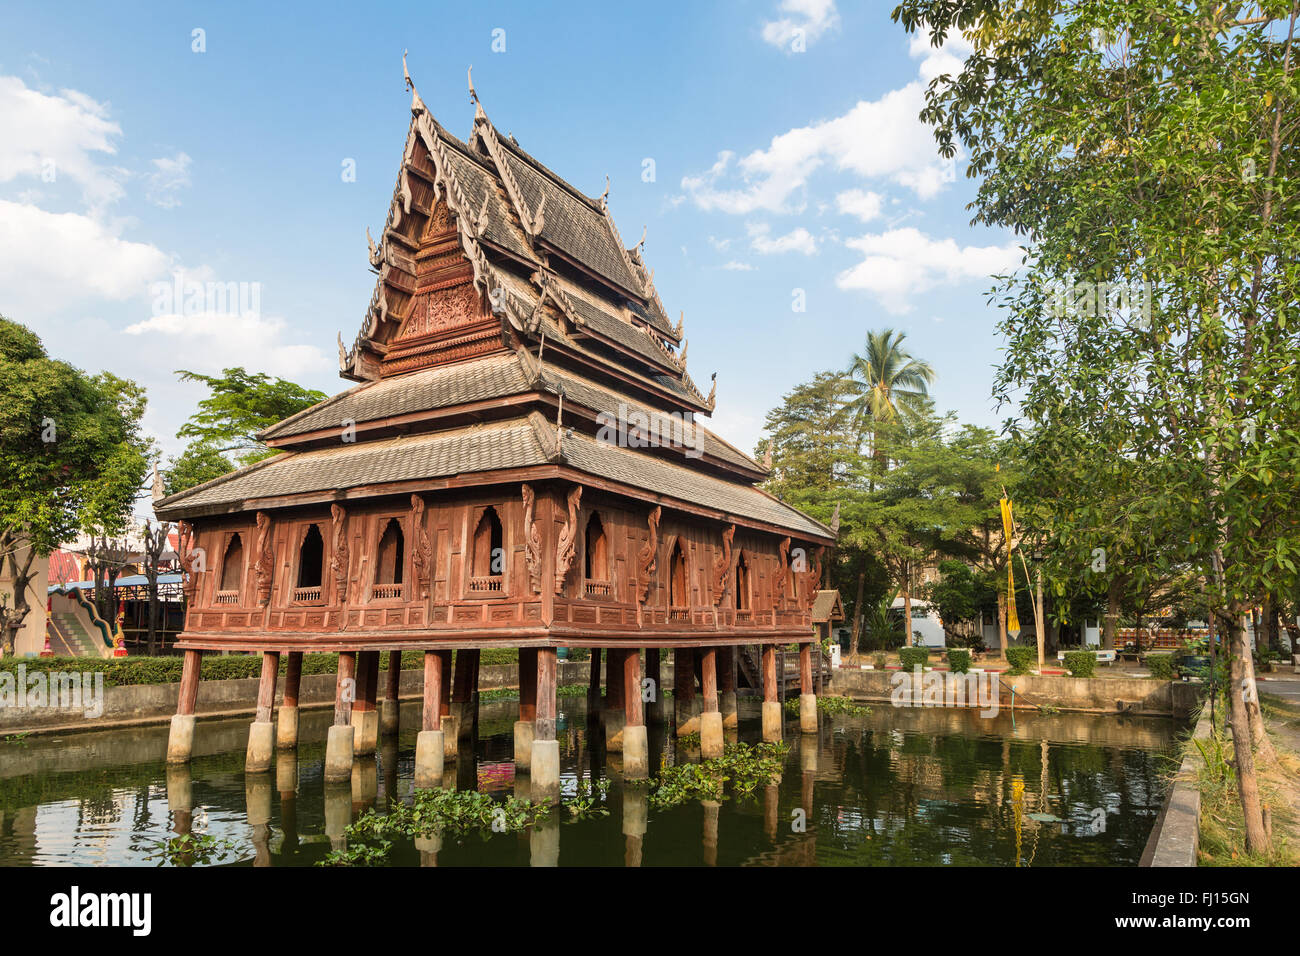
[{"x1": 0, "y1": 698, "x2": 1177, "y2": 867}]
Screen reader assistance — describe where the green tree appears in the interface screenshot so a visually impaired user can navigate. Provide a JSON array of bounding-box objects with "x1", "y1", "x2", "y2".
[
  {"x1": 842, "y1": 328, "x2": 936, "y2": 467},
  {"x1": 164, "y1": 441, "x2": 238, "y2": 496},
  {"x1": 0, "y1": 318, "x2": 149, "y2": 654},
  {"x1": 175, "y1": 367, "x2": 327, "y2": 467},
  {"x1": 894, "y1": 0, "x2": 1300, "y2": 853}
]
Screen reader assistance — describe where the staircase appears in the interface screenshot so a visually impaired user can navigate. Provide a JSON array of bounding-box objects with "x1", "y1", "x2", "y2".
[
  {"x1": 735, "y1": 644, "x2": 830, "y2": 696},
  {"x1": 48, "y1": 612, "x2": 100, "y2": 658}
]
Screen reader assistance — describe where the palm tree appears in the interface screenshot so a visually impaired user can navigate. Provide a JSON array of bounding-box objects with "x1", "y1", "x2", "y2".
[{"x1": 841, "y1": 328, "x2": 935, "y2": 463}]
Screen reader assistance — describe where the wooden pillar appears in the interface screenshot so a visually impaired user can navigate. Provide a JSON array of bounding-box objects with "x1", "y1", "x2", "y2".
[
  {"x1": 451, "y1": 649, "x2": 476, "y2": 704},
  {"x1": 588, "y1": 647, "x2": 602, "y2": 705},
  {"x1": 177, "y1": 649, "x2": 201, "y2": 716},
  {"x1": 623, "y1": 648, "x2": 644, "y2": 728},
  {"x1": 438, "y1": 650, "x2": 452, "y2": 712},
  {"x1": 607, "y1": 647, "x2": 626, "y2": 710},
  {"x1": 255, "y1": 651, "x2": 279, "y2": 723},
  {"x1": 674, "y1": 647, "x2": 695, "y2": 703},
  {"x1": 385, "y1": 650, "x2": 401, "y2": 703},
  {"x1": 800, "y1": 642, "x2": 813, "y2": 694},
  {"x1": 762, "y1": 644, "x2": 777, "y2": 702},
  {"x1": 717, "y1": 646, "x2": 735, "y2": 693},
  {"x1": 519, "y1": 647, "x2": 538, "y2": 721},
  {"x1": 536, "y1": 647, "x2": 557, "y2": 740},
  {"x1": 701, "y1": 647, "x2": 719, "y2": 713},
  {"x1": 334, "y1": 652, "x2": 356, "y2": 726},
  {"x1": 283, "y1": 651, "x2": 303, "y2": 708},
  {"x1": 352, "y1": 650, "x2": 378, "y2": 713},
  {"x1": 422, "y1": 650, "x2": 442, "y2": 731},
  {"x1": 646, "y1": 647, "x2": 661, "y2": 708}
]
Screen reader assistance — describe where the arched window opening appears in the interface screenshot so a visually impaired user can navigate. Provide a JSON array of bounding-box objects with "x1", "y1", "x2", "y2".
[
  {"x1": 583, "y1": 513, "x2": 611, "y2": 597},
  {"x1": 668, "y1": 540, "x2": 688, "y2": 621},
  {"x1": 294, "y1": 524, "x2": 325, "y2": 602},
  {"x1": 372, "y1": 518, "x2": 405, "y2": 599},
  {"x1": 734, "y1": 551, "x2": 751, "y2": 617},
  {"x1": 216, "y1": 534, "x2": 243, "y2": 603},
  {"x1": 469, "y1": 506, "x2": 504, "y2": 593}
]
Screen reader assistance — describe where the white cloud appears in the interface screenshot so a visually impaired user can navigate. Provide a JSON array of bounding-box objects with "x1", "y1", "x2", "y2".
[
  {"x1": 0, "y1": 200, "x2": 170, "y2": 316},
  {"x1": 835, "y1": 188, "x2": 883, "y2": 222},
  {"x1": 0, "y1": 76, "x2": 127, "y2": 211},
  {"x1": 747, "y1": 221, "x2": 817, "y2": 256},
  {"x1": 761, "y1": 0, "x2": 840, "y2": 52},
  {"x1": 146, "y1": 152, "x2": 192, "y2": 209},
  {"x1": 721, "y1": 260, "x2": 756, "y2": 271},
  {"x1": 836, "y1": 227, "x2": 1021, "y2": 313},
  {"x1": 682, "y1": 31, "x2": 971, "y2": 214},
  {"x1": 124, "y1": 311, "x2": 325, "y2": 379}
]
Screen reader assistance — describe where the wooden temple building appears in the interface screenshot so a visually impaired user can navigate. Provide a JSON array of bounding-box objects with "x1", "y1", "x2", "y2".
[{"x1": 154, "y1": 68, "x2": 835, "y2": 793}]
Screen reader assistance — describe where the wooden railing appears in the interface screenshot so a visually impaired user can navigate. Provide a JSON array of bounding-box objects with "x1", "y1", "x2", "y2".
[
  {"x1": 468, "y1": 575, "x2": 503, "y2": 594},
  {"x1": 371, "y1": 583, "x2": 404, "y2": 601},
  {"x1": 584, "y1": 580, "x2": 612, "y2": 598},
  {"x1": 668, "y1": 607, "x2": 690, "y2": 622},
  {"x1": 291, "y1": 586, "x2": 323, "y2": 603},
  {"x1": 214, "y1": 590, "x2": 239, "y2": 605},
  {"x1": 734, "y1": 609, "x2": 753, "y2": 623}
]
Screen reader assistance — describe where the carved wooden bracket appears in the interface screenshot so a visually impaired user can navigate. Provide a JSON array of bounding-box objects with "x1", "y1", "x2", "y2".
[
  {"x1": 409, "y1": 495, "x2": 432, "y2": 600},
  {"x1": 805, "y1": 545, "x2": 824, "y2": 609},
  {"x1": 774, "y1": 536, "x2": 790, "y2": 605},
  {"x1": 177, "y1": 521, "x2": 199, "y2": 603},
  {"x1": 254, "y1": 512, "x2": 274, "y2": 607},
  {"x1": 636, "y1": 505, "x2": 661, "y2": 604},
  {"x1": 554, "y1": 485, "x2": 583, "y2": 593},
  {"x1": 330, "y1": 504, "x2": 349, "y2": 604},
  {"x1": 712, "y1": 524, "x2": 735, "y2": 606},
  {"x1": 522, "y1": 483, "x2": 543, "y2": 594}
]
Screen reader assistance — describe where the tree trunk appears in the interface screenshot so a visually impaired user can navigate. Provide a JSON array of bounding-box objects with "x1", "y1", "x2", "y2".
[
  {"x1": 849, "y1": 572, "x2": 865, "y2": 658},
  {"x1": 1240, "y1": 622, "x2": 1276, "y2": 762},
  {"x1": 997, "y1": 591, "x2": 1007, "y2": 655},
  {"x1": 902, "y1": 566, "x2": 914, "y2": 647},
  {"x1": 1102, "y1": 578, "x2": 1120, "y2": 650},
  {"x1": 1225, "y1": 609, "x2": 1271, "y2": 854}
]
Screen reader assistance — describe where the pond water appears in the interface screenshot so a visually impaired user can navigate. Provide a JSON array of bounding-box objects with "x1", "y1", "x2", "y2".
[{"x1": 0, "y1": 698, "x2": 1179, "y2": 866}]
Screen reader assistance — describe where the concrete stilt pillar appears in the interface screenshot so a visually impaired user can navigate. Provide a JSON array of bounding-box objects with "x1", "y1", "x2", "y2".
[
  {"x1": 719, "y1": 646, "x2": 739, "y2": 729},
  {"x1": 799, "y1": 641, "x2": 817, "y2": 733},
  {"x1": 762, "y1": 643, "x2": 782, "y2": 742},
  {"x1": 623, "y1": 789, "x2": 648, "y2": 867},
  {"x1": 278, "y1": 651, "x2": 302, "y2": 749},
  {"x1": 352, "y1": 651, "x2": 380, "y2": 757},
  {"x1": 167, "y1": 649, "x2": 201, "y2": 764},
  {"x1": 700, "y1": 646, "x2": 723, "y2": 758},
  {"x1": 531, "y1": 647, "x2": 560, "y2": 802},
  {"x1": 702, "y1": 799, "x2": 721, "y2": 867},
  {"x1": 529, "y1": 813, "x2": 560, "y2": 867},
  {"x1": 324, "y1": 652, "x2": 356, "y2": 783},
  {"x1": 606, "y1": 647, "x2": 626, "y2": 751},
  {"x1": 324, "y1": 724, "x2": 354, "y2": 782},
  {"x1": 675, "y1": 647, "x2": 700, "y2": 735},
  {"x1": 623, "y1": 647, "x2": 649, "y2": 779},
  {"x1": 246, "y1": 651, "x2": 279, "y2": 773},
  {"x1": 380, "y1": 650, "x2": 401, "y2": 736},
  {"x1": 415, "y1": 649, "x2": 444, "y2": 788},
  {"x1": 323, "y1": 783, "x2": 351, "y2": 850}
]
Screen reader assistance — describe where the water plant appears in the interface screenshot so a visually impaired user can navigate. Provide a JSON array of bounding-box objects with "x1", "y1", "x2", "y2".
[
  {"x1": 645, "y1": 741, "x2": 788, "y2": 808},
  {"x1": 143, "y1": 832, "x2": 240, "y2": 867}
]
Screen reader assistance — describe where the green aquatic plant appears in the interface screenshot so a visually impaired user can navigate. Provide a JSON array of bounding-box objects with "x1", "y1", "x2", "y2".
[
  {"x1": 645, "y1": 741, "x2": 789, "y2": 808},
  {"x1": 565, "y1": 778, "x2": 610, "y2": 820},
  {"x1": 143, "y1": 832, "x2": 240, "y2": 867},
  {"x1": 784, "y1": 695, "x2": 870, "y2": 717}
]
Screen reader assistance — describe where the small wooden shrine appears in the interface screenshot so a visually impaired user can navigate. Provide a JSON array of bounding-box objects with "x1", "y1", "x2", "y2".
[{"x1": 155, "y1": 67, "x2": 835, "y2": 787}]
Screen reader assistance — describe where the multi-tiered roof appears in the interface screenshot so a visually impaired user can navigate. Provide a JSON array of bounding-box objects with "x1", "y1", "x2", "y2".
[{"x1": 155, "y1": 71, "x2": 831, "y2": 544}]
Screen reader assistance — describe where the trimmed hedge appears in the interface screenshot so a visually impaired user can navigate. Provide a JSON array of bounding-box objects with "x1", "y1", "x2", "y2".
[
  {"x1": 0, "y1": 649, "x2": 503, "y2": 688},
  {"x1": 1063, "y1": 650, "x2": 1096, "y2": 678},
  {"x1": 1004, "y1": 646, "x2": 1037, "y2": 675},
  {"x1": 897, "y1": 646, "x2": 930, "y2": 670},
  {"x1": 1145, "y1": 654, "x2": 1174, "y2": 681},
  {"x1": 946, "y1": 649, "x2": 971, "y2": 674}
]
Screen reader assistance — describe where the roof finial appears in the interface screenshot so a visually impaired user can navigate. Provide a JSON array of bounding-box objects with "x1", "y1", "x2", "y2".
[
  {"x1": 468, "y1": 65, "x2": 479, "y2": 105},
  {"x1": 634, "y1": 225, "x2": 646, "y2": 255},
  {"x1": 673, "y1": 311, "x2": 684, "y2": 338},
  {"x1": 707, "y1": 372, "x2": 717, "y2": 407},
  {"x1": 678, "y1": 339, "x2": 688, "y2": 366},
  {"x1": 830, "y1": 501, "x2": 841, "y2": 534},
  {"x1": 366, "y1": 226, "x2": 380, "y2": 268},
  {"x1": 403, "y1": 49, "x2": 412, "y2": 91},
  {"x1": 763, "y1": 442, "x2": 773, "y2": 470},
  {"x1": 599, "y1": 176, "x2": 610, "y2": 206},
  {"x1": 151, "y1": 461, "x2": 164, "y2": 502},
  {"x1": 338, "y1": 332, "x2": 349, "y2": 371}
]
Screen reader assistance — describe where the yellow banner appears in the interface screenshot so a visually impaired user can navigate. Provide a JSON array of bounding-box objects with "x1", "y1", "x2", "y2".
[{"x1": 1000, "y1": 497, "x2": 1021, "y2": 637}]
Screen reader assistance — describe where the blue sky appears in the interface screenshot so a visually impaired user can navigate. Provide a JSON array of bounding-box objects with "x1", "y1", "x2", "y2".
[{"x1": 0, "y1": 0, "x2": 1021, "y2": 462}]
